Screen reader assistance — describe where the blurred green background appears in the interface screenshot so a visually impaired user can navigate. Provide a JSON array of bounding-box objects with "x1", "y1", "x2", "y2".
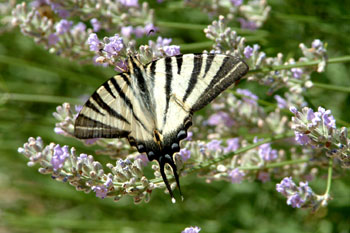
[{"x1": 0, "y1": 0, "x2": 350, "y2": 232}]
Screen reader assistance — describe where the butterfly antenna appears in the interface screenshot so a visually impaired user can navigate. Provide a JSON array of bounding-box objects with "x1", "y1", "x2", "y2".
[
  {"x1": 168, "y1": 158, "x2": 184, "y2": 201},
  {"x1": 159, "y1": 158, "x2": 176, "y2": 203}
]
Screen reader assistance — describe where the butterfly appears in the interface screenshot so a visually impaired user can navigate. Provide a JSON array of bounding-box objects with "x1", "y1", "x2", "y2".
[{"x1": 74, "y1": 53, "x2": 249, "y2": 202}]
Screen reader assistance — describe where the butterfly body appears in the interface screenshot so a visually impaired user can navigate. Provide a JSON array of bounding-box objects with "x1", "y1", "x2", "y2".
[{"x1": 74, "y1": 53, "x2": 249, "y2": 201}]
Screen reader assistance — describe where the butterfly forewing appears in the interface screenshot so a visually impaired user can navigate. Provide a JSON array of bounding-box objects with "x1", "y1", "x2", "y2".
[{"x1": 145, "y1": 53, "x2": 248, "y2": 138}]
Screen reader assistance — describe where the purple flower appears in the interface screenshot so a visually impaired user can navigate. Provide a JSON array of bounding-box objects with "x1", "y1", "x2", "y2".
[
  {"x1": 121, "y1": 26, "x2": 133, "y2": 38},
  {"x1": 87, "y1": 33, "x2": 101, "y2": 52},
  {"x1": 258, "y1": 142, "x2": 277, "y2": 161},
  {"x1": 73, "y1": 22, "x2": 86, "y2": 32},
  {"x1": 48, "y1": 33, "x2": 59, "y2": 46},
  {"x1": 75, "y1": 105, "x2": 83, "y2": 113},
  {"x1": 51, "y1": 145, "x2": 69, "y2": 171},
  {"x1": 104, "y1": 177, "x2": 113, "y2": 188},
  {"x1": 237, "y1": 18, "x2": 258, "y2": 30},
  {"x1": 208, "y1": 111, "x2": 234, "y2": 127},
  {"x1": 289, "y1": 106, "x2": 298, "y2": 114},
  {"x1": 114, "y1": 60, "x2": 128, "y2": 72},
  {"x1": 276, "y1": 178, "x2": 317, "y2": 209},
  {"x1": 182, "y1": 226, "x2": 201, "y2": 233},
  {"x1": 294, "y1": 132, "x2": 310, "y2": 145},
  {"x1": 92, "y1": 185, "x2": 108, "y2": 199},
  {"x1": 78, "y1": 153, "x2": 88, "y2": 160},
  {"x1": 90, "y1": 18, "x2": 101, "y2": 32},
  {"x1": 31, "y1": 0, "x2": 50, "y2": 8},
  {"x1": 144, "y1": 23, "x2": 157, "y2": 35},
  {"x1": 164, "y1": 45, "x2": 180, "y2": 56},
  {"x1": 136, "y1": 154, "x2": 149, "y2": 166},
  {"x1": 55, "y1": 19, "x2": 73, "y2": 35},
  {"x1": 291, "y1": 68, "x2": 303, "y2": 79},
  {"x1": 119, "y1": 0, "x2": 139, "y2": 7},
  {"x1": 317, "y1": 107, "x2": 336, "y2": 129},
  {"x1": 243, "y1": 45, "x2": 253, "y2": 59},
  {"x1": 228, "y1": 168, "x2": 245, "y2": 183},
  {"x1": 231, "y1": 0, "x2": 243, "y2": 6},
  {"x1": 104, "y1": 34, "x2": 124, "y2": 58},
  {"x1": 179, "y1": 148, "x2": 191, "y2": 161},
  {"x1": 312, "y1": 39, "x2": 322, "y2": 49},
  {"x1": 156, "y1": 36, "x2": 172, "y2": 47},
  {"x1": 206, "y1": 140, "x2": 222, "y2": 152},
  {"x1": 258, "y1": 171, "x2": 270, "y2": 183},
  {"x1": 274, "y1": 95, "x2": 288, "y2": 109},
  {"x1": 50, "y1": 3, "x2": 70, "y2": 18},
  {"x1": 54, "y1": 127, "x2": 65, "y2": 135},
  {"x1": 276, "y1": 177, "x2": 295, "y2": 196},
  {"x1": 185, "y1": 131, "x2": 193, "y2": 141},
  {"x1": 236, "y1": 88, "x2": 258, "y2": 105},
  {"x1": 299, "y1": 181, "x2": 313, "y2": 196},
  {"x1": 224, "y1": 138, "x2": 239, "y2": 153},
  {"x1": 287, "y1": 193, "x2": 305, "y2": 208},
  {"x1": 134, "y1": 26, "x2": 145, "y2": 37},
  {"x1": 307, "y1": 108, "x2": 321, "y2": 127}
]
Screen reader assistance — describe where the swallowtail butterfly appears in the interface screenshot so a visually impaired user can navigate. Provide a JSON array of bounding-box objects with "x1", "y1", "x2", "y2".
[{"x1": 74, "y1": 53, "x2": 249, "y2": 202}]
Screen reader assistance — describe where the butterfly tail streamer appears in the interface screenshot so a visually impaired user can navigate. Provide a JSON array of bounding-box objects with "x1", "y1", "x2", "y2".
[
  {"x1": 158, "y1": 156, "x2": 176, "y2": 203},
  {"x1": 167, "y1": 158, "x2": 184, "y2": 201}
]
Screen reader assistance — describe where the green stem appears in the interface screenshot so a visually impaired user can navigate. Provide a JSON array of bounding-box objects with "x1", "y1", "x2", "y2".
[
  {"x1": 0, "y1": 93, "x2": 82, "y2": 105},
  {"x1": 238, "y1": 158, "x2": 309, "y2": 170},
  {"x1": 248, "y1": 55, "x2": 350, "y2": 74},
  {"x1": 324, "y1": 158, "x2": 333, "y2": 197},
  {"x1": 156, "y1": 20, "x2": 268, "y2": 35},
  {"x1": 290, "y1": 79, "x2": 350, "y2": 93},
  {"x1": 311, "y1": 82, "x2": 350, "y2": 93},
  {"x1": 179, "y1": 35, "x2": 266, "y2": 52}
]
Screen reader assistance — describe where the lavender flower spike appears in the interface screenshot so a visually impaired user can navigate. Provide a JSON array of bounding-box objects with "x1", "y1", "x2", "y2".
[
  {"x1": 55, "y1": 19, "x2": 73, "y2": 35},
  {"x1": 90, "y1": 18, "x2": 101, "y2": 32},
  {"x1": 228, "y1": 168, "x2": 245, "y2": 184},
  {"x1": 182, "y1": 226, "x2": 201, "y2": 233},
  {"x1": 104, "y1": 34, "x2": 124, "y2": 58},
  {"x1": 276, "y1": 177, "x2": 323, "y2": 209},
  {"x1": 87, "y1": 33, "x2": 101, "y2": 52},
  {"x1": 51, "y1": 145, "x2": 69, "y2": 171}
]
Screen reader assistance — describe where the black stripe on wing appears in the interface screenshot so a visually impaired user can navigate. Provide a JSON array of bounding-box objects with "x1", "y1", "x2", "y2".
[
  {"x1": 192, "y1": 56, "x2": 249, "y2": 112},
  {"x1": 74, "y1": 114, "x2": 130, "y2": 138},
  {"x1": 176, "y1": 54, "x2": 183, "y2": 75},
  {"x1": 92, "y1": 92, "x2": 130, "y2": 124},
  {"x1": 183, "y1": 54, "x2": 203, "y2": 102},
  {"x1": 119, "y1": 73, "x2": 131, "y2": 87},
  {"x1": 204, "y1": 53, "x2": 215, "y2": 74},
  {"x1": 109, "y1": 77, "x2": 150, "y2": 133},
  {"x1": 163, "y1": 56, "x2": 173, "y2": 125},
  {"x1": 85, "y1": 100, "x2": 105, "y2": 116},
  {"x1": 103, "y1": 82, "x2": 116, "y2": 98}
]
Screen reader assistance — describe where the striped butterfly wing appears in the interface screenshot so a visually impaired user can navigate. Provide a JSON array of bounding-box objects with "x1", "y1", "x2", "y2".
[
  {"x1": 145, "y1": 53, "x2": 249, "y2": 147},
  {"x1": 143, "y1": 54, "x2": 248, "y2": 201},
  {"x1": 74, "y1": 73, "x2": 154, "y2": 145}
]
